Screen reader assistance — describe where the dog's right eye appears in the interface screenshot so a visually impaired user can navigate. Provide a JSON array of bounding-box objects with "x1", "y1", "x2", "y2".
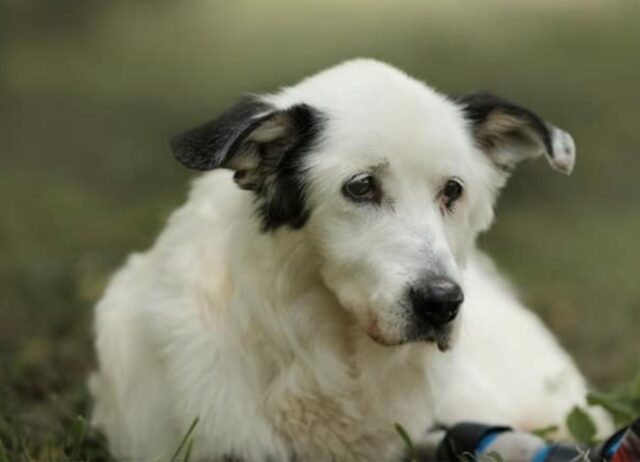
[{"x1": 342, "y1": 174, "x2": 380, "y2": 203}]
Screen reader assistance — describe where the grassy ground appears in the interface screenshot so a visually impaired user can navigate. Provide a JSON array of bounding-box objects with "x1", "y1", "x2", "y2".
[{"x1": 1, "y1": 1, "x2": 639, "y2": 459}]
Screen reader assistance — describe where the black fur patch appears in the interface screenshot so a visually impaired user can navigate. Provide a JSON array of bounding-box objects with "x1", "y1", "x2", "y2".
[
  {"x1": 255, "y1": 104, "x2": 324, "y2": 231},
  {"x1": 458, "y1": 91, "x2": 554, "y2": 164},
  {"x1": 170, "y1": 98, "x2": 325, "y2": 232}
]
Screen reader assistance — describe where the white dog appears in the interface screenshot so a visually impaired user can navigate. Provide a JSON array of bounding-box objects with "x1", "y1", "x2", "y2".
[{"x1": 91, "y1": 59, "x2": 610, "y2": 461}]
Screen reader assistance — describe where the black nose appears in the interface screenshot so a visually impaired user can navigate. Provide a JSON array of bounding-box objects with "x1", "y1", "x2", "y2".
[{"x1": 409, "y1": 277, "x2": 463, "y2": 327}]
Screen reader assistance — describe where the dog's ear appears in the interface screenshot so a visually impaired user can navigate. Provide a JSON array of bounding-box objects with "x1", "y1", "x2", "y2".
[
  {"x1": 171, "y1": 97, "x2": 271, "y2": 173},
  {"x1": 170, "y1": 97, "x2": 324, "y2": 230},
  {"x1": 459, "y1": 92, "x2": 575, "y2": 175},
  {"x1": 171, "y1": 97, "x2": 322, "y2": 188}
]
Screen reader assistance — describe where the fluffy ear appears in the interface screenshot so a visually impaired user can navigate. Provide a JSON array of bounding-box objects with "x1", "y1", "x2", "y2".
[
  {"x1": 170, "y1": 97, "x2": 324, "y2": 231},
  {"x1": 459, "y1": 92, "x2": 576, "y2": 175}
]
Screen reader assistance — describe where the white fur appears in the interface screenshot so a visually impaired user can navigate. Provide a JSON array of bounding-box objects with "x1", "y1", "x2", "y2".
[{"x1": 91, "y1": 59, "x2": 611, "y2": 461}]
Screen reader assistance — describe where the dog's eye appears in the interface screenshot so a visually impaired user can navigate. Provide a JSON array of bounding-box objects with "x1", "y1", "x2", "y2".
[
  {"x1": 440, "y1": 179, "x2": 464, "y2": 211},
  {"x1": 342, "y1": 174, "x2": 380, "y2": 203}
]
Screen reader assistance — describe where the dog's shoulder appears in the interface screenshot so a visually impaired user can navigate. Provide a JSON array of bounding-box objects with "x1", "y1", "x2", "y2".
[{"x1": 95, "y1": 169, "x2": 246, "y2": 339}]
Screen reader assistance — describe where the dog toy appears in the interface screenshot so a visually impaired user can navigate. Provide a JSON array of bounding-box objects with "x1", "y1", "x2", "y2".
[{"x1": 412, "y1": 418, "x2": 640, "y2": 461}]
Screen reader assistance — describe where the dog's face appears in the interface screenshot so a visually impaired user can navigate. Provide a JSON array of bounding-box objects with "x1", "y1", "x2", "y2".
[{"x1": 171, "y1": 59, "x2": 575, "y2": 349}]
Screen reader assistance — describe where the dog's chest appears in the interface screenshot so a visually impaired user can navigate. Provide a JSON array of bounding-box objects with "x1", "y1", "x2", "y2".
[
  {"x1": 269, "y1": 387, "x2": 397, "y2": 460},
  {"x1": 265, "y1": 351, "x2": 434, "y2": 461}
]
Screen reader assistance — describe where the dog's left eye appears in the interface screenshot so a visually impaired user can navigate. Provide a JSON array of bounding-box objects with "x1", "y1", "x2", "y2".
[
  {"x1": 440, "y1": 179, "x2": 464, "y2": 211},
  {"x1": 342, "y1": 174, "x2": 380, "y2": 203}
]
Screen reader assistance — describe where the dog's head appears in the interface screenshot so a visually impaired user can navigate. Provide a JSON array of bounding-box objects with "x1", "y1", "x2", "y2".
[{"x1": 171, "y1": 59, "x2": 575, "y2": 350}]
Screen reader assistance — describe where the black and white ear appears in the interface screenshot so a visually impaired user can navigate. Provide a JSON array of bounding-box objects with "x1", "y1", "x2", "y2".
[
  {"x1": 170, "y1": 97, "x2": 323, "y2": 191},
  {"x1": 459, "y1": 92, "x2": 576, "y2": 175},
  {"x1": 170, "y1": 97, "x2": 324, "y2": 231}
]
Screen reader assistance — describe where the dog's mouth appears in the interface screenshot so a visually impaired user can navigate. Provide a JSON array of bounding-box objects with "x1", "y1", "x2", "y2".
[
  {"x1": 366, "y1": 318, "x2": 404, "y2": 346},
  {"x1": 412, "y1": 326, "x2": 454, "y2": 352},
  {"x1": 366, "y1": 317, "x2": 454, "y2": 351}
]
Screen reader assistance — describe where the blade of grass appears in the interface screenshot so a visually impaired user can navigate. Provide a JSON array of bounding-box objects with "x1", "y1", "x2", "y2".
[
  {"x1": 394, "y1": 422, "x2": 416, "y2": 462},
  {"x1": 0, "y1": 438, "x2": 9, "y2": 462},
  {"x1": 70, "y1": 415, "x2": 87, "y2": 460},
  {"x1": 531, "y1": 424, "x2": 559, "y2": 441},
  {"x1": 170, "y1": 417, "x2": 199, "y2": 462},
  {"x1": 182, "y1": 438, "x2": 194, "y2": 462}
]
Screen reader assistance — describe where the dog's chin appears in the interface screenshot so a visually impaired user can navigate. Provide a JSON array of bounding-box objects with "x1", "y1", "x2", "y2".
[
  {"x1": 366, "y1": 319, "x2": 405, "y2": 346},
  {"x1": 366, "y1": 332, "x2": 404, "y2": 347},
  {"x1": 366, "y1": 321, "x2": 454, "y2": 351},
  {"x1": 420, "y1": 324, "x2": 456, "y2": 351}
]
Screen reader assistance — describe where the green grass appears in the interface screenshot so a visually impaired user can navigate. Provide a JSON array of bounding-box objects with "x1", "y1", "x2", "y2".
[{"x1": 1, "y1": 1, "x2": 639, "y2": 459}]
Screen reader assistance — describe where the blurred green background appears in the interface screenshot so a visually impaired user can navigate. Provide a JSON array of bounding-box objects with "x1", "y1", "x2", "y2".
[{"x1": 1, "y1": 0, "x2": 639, "y2": 458}]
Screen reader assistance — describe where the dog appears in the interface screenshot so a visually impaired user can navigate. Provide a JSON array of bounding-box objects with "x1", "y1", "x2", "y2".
[{"x1": 90, "y1": 59, "x2": 611, "y2": 461}]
